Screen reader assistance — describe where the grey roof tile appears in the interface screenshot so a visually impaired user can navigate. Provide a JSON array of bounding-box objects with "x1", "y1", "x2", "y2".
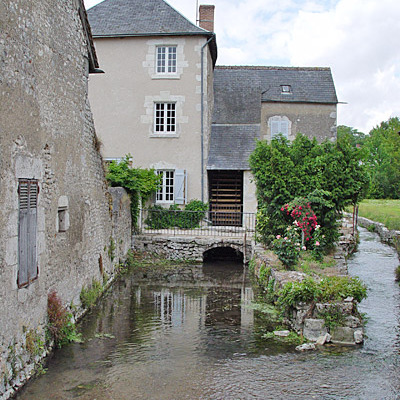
[
  {"x1": 213, "y1": 66, "x2": 338, "y2": 124},
  {"x1": 207, "y1": 125, "x2": 260, "y2": 170},
  {"x1": 87, "y1": 0, "x2": 208, "y2": 36}
]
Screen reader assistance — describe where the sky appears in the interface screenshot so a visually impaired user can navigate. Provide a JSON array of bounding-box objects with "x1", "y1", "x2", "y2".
[{"x1": 84, "y1": 0, "x2": 400, "y2": 134}]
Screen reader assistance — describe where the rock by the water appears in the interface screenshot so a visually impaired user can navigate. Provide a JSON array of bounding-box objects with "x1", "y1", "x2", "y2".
[
  {"x1": 295, "y1": 343, "x2": 316, "y2": 351},
  {"x1": 315, "y1": 333, "x2": 332, "y2": 346},
  {"x1": 273, "y1": 330, "x2": 290, "y2": 337},
  {"x1": 354, "y1": 329, "x2": 364, "y2": 344}
]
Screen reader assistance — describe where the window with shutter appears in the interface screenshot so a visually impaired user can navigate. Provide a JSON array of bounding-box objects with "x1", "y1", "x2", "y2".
[
  {"x1": 156, "y1": 170, "x2": 175, "y2": 203},
  {"x1": 174, "y1": 170, "x2": 186, "y2": 205},
  {"x1": 269, "y1": 116, "x2": 291, "y2": 140},
  {"x1": 18, "y1": 179, "x2": 38, "y2": 288}
]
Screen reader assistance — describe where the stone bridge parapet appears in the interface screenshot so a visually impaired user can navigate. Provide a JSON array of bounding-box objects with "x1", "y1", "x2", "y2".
[{"x1": 133, "y1": 234, "x2": 254, "y2": 263}]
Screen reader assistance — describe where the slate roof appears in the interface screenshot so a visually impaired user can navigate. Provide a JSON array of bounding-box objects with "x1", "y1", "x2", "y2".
[
  {"x1": 212, "y1": 66, "x2": 338, "y2": 125},
  {"x1": 87, "y1": 0, "x2": 208, "y2": 37},
  {"x1": 207, "y1": 125, "x2": 260, "y2": 170}
]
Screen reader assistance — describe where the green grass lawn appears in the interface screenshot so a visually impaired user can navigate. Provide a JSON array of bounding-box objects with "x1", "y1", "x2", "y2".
[{"x1": 354, "y1": 199, "x2": 400, "y2": 231}]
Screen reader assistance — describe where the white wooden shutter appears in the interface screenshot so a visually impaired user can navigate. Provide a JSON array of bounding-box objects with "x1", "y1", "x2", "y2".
[{"x1": 174, "y1": 169, "x2": 186, "y2": 204}]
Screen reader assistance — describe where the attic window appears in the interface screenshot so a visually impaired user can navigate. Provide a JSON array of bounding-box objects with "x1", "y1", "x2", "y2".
[{"x1": 281, "y1": 85, "x2": 292, "y2": 94}]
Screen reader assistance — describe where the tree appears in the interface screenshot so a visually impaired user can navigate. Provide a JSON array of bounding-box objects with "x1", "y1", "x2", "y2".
[
  {"x1": 337, "y1": 125, "x2": 366, "y2": 148},
  {"x1": 249, "y1": 133, "x2": 369, "y2": 250},
  {"x1": 363, "y1": 117, "x2": 400, "y2": 199}
]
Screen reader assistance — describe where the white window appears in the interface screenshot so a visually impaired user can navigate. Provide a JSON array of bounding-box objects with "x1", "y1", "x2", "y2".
[
  {"x1": 154, "y1": 103, "x2": 176, "y2": 133},
  {"x1": 156, "y1": 46, "x2": 177, "y2": 74},
  {"x1": 281, "y1": 85, "x2": 292, "y2": 94},
  {"x1": 156, "y1": 169, "x2": 187, "y2": 204},
  {"x1": 157, "y1": 170, "x2": 174, "y2": 203}
]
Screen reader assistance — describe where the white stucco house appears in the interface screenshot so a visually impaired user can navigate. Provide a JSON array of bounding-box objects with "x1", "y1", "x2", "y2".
[{"x1": 88, "y1": 0, "x2": 338, "y2": 225}]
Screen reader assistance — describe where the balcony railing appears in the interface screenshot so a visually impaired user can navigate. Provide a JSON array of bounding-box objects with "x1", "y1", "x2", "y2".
[{"x1": 139, "y1": 208, "x2": 256, "y2": 237}]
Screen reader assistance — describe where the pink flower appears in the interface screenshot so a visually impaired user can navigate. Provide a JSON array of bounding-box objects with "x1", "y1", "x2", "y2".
[
  {"x1": 284, "y1": 237, "x2": 288, "y2": 240},
  {"x1": 302, "y1": 246, "x2": 307, "y2": 251},
  {"x1": 276, "y1": 235, "x2": 281, "y2": 239},
  {"x1": 315, "y1": 241, "x2": 320, "y2": 246}
]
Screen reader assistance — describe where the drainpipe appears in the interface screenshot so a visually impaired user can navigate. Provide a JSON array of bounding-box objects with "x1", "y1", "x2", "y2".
[{"x1": 201, "y1": 34, "x2": 214, "y2": 203}]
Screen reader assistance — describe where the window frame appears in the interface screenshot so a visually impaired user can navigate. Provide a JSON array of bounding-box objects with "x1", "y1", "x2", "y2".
[
  {"x1": 154, "y1": 102, "x2": 176, "y2": 134},
  {"x1": 156, "y1": 45, "x2": 177, "y2": 75},
  {"x1": 156, "y1": 170, "x2": 175, "y2": 203}
]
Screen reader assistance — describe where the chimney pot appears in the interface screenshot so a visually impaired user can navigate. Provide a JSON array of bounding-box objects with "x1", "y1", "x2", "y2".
[{"x1": 199, "y1": 5, "x2": 215, "y2": 32}]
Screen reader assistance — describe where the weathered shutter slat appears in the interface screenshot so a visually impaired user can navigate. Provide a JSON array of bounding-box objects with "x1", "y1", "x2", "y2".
[
  {"x1": 18, "y1": 180, "x2": 38, "y2": 287},
  {"x1": 27, "y1": 182, "x2": 38, "y2": 282},
  {"x1": 174, "y1": 169, "x2": 186, "y2": 205},
  {"x1": 271, "y1": 121, "x2": 280, "y2": 139},
  {"x1": 281, "y1": 121, "x2": 289, "y2": 138},
  {"x1": 18, "y1": 210, "x2": 29, "y2": 287}
]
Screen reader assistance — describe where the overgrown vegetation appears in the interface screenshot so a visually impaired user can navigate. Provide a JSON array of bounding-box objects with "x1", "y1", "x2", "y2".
[
  {"x1": 395, "y1": 266, "x2": 400, "y2": 282},
  {"x1": 25, "y1": 329, "x2": 45, "y2": 357},
  {"x1": 47, "y1": 291, "x2": 81, "y2": 348},
  {"x1": 145, "y1": 200, "x2": 208, "y2": 229},
  {"x1": 106, "y1": 154, "x2": 160, "y2": 229},
  {"x1": 80, "y1": 279, "x2": 104, "y2": 309},
  {"x1": 276, "y1": 276, "x2": 367, "y2": 314},
  {"x1": 250, "y1": 133, "x2": 369, "y2": 257}
]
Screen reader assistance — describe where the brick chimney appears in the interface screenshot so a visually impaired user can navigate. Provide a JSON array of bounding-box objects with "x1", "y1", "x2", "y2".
[{"x1": 199, "y1": 5, "x2": 215, "y2": 32}]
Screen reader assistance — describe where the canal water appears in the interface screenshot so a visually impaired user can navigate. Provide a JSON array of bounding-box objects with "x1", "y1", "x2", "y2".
[{"x1": 16, "y1": 228, "x2": 400, "y2": 399}]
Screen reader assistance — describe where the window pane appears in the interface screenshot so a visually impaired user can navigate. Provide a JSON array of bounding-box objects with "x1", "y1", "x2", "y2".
[
  {"x1": 168, "y1": 47, "x2": 177, "y2": 73},
  {"x1": 157, "y1": 47, "x2": 166, "y2": 73}
]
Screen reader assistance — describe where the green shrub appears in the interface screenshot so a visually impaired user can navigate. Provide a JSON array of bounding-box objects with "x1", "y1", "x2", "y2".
[
  {"x1": 106, "y1": 155, "x2": 160, "y2": 229},
  {"x1": 276, "y1": 276, "x2": 367, "y2": 314},
  {"x1": 395, "y1": 265, "x2": 400, "y2": 282},
  {"x1": 145, "y1": 200, "x2": 208, "y2": 229},
  {"x1": 249, "y1": 134, "x2": 369, "y2": 249},
  {"x1": 272, "y1": 225, "x2": 301, "y2": 268},
  {"x1": 80, "y1": 279, "x2": 104, "y2": 309}
]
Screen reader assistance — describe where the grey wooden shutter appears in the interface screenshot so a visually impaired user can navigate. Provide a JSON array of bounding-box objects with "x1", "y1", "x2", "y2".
[
  {"x1": 271, "y1": 121, "x2": 280, "y2": 139},
  {"x1": 281, "y1": 121, "x2": 289, "y2": 138},
  {"x1": 174, "y1": 170, "x2": 186, "y2": 205},
  {"x1": 18, "y1": 180, "x2": 38, "y2": 288}
]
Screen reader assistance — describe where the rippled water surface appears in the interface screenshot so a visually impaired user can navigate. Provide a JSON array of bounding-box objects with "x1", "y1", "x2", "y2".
[{"x1": 16, "y1": 229, "x2": 400, "y2": 399}]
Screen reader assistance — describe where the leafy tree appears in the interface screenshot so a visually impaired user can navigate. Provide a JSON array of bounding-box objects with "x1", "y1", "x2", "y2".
[
  {"x1": 363, "y1": 117, "x2": 400, "y2": 199},
  {"x1": 106, "y1": 155, "x2": 160, "y2": 228},
  {"x1": 249, "y1": 133, "x2": 369, "y2": 250},
  {"x1": 337, "y1": 125, "x2": 366, "y2": 148}
]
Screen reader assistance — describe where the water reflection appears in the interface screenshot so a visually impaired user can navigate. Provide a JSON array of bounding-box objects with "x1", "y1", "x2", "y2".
[{"x1": 15, "y1": 230, "x2": 400, "y2": 399}]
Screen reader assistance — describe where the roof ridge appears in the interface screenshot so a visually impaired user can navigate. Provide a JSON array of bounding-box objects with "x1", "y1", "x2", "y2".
[
  {"x1": 88, "y1": 0, "x2": 211, "y2": 36},
  {"x1": 215, "y1": 65, "x2": 331, "y2": 71}
]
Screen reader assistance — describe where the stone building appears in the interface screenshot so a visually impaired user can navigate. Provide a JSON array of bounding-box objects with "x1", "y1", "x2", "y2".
[
  {"x1": 208, "y1": 66, "x2": 338, "y2": 216},
  {"x1": 0, "y1": 1, "x2": 131, "y2": 397},
  {"x1": 87, "y1": 0, "x2": 217, "y2": 206}
]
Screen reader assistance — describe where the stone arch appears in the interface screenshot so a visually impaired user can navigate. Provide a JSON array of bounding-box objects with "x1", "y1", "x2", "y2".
[{"x1": 203, "y1": 244, "x2": 244, "y2": 263}]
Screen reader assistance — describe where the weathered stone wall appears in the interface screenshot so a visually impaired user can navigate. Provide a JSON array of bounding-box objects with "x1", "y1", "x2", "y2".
[
  {"x1": 250, "y1": 222, "x2": 363, "y2": 346},
  {"x1": 357, "y1": 216, "x2": 400, "y2": 256},
  {"x1": 261, "y1": 102, "x2": 337, "y2": 143},
  {"x1": 0, "y1": 1, "x2": 131, "y2": 398},
  {"x1": 134, "y1": 235, "x2": 252, "y2": 263}
]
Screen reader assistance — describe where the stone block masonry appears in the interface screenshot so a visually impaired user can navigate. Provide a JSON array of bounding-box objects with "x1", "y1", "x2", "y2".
[
  {"x1": 0, "y1": 1, "x2": 132, "y2": 398},
  {"x1": 134, "y1": 235, "x2": 253, "y2": 263}
]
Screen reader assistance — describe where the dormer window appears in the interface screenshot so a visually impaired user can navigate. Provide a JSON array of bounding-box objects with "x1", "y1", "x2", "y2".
[{"x1": 281, "y1": 85, "x2": 292, "y2": 94}]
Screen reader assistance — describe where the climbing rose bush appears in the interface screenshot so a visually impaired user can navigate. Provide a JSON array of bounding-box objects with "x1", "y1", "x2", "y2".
[{"x1": 281, "y1": 200, "x2": 318, "y2": 243}]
